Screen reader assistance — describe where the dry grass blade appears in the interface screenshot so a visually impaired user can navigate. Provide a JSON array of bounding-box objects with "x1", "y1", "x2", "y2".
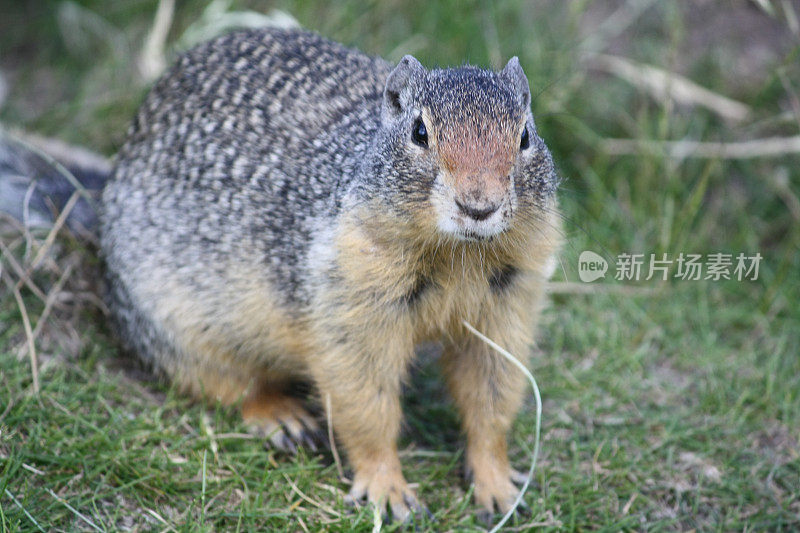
[
  {"x1": 579, "y1": 0, "x2": 659, "y2": 52},
  {"x1": 586, "y1": 53, "x2": 751, "y2": 121},
  {"x1": 16, "y1": 260, "x2": 75, "y2": 360},
  {"x1": 138, "y1": 0, "x2": 175, "y2": 81},
  {"x1": 282, "y1": 473, "x2": 342, "y2": 518},
  {"x1": 326, "y1": 393, "x2": 347, "y2": 483},
  {"x1": 462, "y1": 320, "x2": 542, "y2": 533},
  {"x1": 4, "y1": 489, "x2": 46, "y2": 532},
  {"x1": 29, "y1": 190, "x2": 80, "y2": 272},
  {"x1": 145, "y1": 508, "x2": 178, "y2": 532},
  {"x1": 784, "y1": 0, "x2": 800, "y2": 36},
  {"x1": 5, "y1": 274, "x2": 39, "y2": 394},
  {"x1": 601, "y1": 135, "x2": 800, "y2": 159},
  {"x1": 45, "y1": 488, "x2": 103, "y2": 532},
  {"x1": 769, "y1": 168, "x2": 800, "y2": 222},
  {"x1": 0, "y1": 238, "x2": 49, "y2": 302},
  {"x1": 751, "y1": 0, "x2": 777, "y2": 17}
]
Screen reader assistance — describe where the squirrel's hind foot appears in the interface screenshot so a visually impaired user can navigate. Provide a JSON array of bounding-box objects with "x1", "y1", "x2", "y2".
[{"x1": 242, "y1": 384, "x2": 325, "y2": 454}]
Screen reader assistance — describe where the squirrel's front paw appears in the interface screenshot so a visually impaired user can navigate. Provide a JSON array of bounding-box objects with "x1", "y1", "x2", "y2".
[
  {"x1": 241, "y1": 388, "x2": 324, "y2": 453},
  {"x1": 346, "y1": 458, "x2": 425, "y2": 522},
  {"x1": 467, "y1": 454, "x2": 525, "y2": 517}
]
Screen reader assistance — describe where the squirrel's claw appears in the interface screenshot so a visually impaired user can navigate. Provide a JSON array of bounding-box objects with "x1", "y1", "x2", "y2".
[
  {"x1": 467, "y1": 454, "x2": 528, "y2": 520},
  {"x1": 243, "y1": 392, "x2": 324, "y2": 454},
  {"x1": 345, "y1": 469, "x2": 426, "y2": 523},
  {"x1": 510, "y1": 468, "x2": 529, "y2": 485}
]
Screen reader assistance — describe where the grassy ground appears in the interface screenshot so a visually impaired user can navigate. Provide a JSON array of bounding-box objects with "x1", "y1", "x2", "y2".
[{"x1": 1, "y1": 0, "x2": 799, "y2": 530}]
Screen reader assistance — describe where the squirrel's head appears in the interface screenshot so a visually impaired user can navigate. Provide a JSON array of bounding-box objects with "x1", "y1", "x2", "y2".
[{"x1": 370, "y1": 55, "x2": 557, "y2": 243}]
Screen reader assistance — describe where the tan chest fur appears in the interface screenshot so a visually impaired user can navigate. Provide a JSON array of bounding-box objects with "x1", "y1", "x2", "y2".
[{"x1": 330, "y1": 205, "x2": 561, "y2": 345}]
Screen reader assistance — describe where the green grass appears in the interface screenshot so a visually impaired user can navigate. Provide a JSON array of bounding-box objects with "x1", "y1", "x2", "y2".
[{"x1": 1, "y1": 0, "x2": 799, "y2": 530}]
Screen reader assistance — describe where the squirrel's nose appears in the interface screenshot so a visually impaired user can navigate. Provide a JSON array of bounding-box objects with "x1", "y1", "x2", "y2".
[{"x1": 455, "y1": 200, "x2": 499, "y2": 221}]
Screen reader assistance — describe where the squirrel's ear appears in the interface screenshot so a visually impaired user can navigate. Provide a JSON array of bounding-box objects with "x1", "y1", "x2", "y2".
[
  {"x1": 383, "y1": 55, "x2": 425, "y2": 118},
  {"x1": 501, "y1": 57, "x2": 531, "y2": 109}
]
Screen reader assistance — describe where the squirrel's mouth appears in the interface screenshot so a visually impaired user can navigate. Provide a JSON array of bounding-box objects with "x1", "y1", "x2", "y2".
[
  {"x1": 431, "y1": 186, "x2": 513, "y2": 242},
  {"x1": 455, "y1": 230, "x2": 497, "y2": 243},
  {"x1": 448, "y1": 219, "x2": 509, "y2": 242},
  {"x1": 435, "y1": 202, "x2": 512, "y2": 242}
]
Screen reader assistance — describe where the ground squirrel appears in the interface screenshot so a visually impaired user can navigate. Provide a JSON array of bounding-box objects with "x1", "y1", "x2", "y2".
[{"x1": 1, "y1": 27, "x2": 561, "y2": 520}]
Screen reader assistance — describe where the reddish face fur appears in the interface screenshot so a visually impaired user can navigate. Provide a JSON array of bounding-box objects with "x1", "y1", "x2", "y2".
[{"x1": 435, "y1": 116, "x2": 517, "y2": 207}]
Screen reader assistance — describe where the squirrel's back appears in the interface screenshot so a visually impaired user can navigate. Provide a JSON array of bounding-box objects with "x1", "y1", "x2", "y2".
[{"x1": 103, "y1": 29, "x2": 391, "y2": 309}]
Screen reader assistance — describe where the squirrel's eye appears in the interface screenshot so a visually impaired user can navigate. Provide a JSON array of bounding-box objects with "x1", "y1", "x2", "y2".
[
  {"x1": 520, "y1": 126, "x2": 530, "y2": 151},
  {"x1": 411, "y1": 118, "x2": 428, "y2": 148}
]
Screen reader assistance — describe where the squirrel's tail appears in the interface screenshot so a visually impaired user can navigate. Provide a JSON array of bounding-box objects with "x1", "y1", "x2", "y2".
[{"x1": 0, "y1": 129, "x2": 110, "y2": 235}]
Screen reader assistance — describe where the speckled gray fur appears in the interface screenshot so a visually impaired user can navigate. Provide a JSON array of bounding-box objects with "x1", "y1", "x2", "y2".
[{"x1": 101, "y1": 27, "x2": 557, "y2": 373}]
